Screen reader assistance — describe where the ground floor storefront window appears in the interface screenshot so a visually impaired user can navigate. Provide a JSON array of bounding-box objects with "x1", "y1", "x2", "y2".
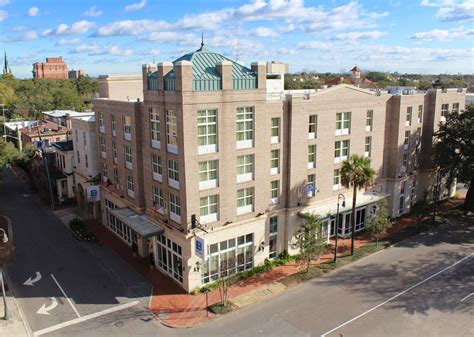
[
  {"x1": 156, "y1": 234, "x2": 183, "y2": 283},
  {"x1": 201, "y1": 233, "x2": 254, "y2": 284},
  {"x1": 105, "y1": 199, "x2": 138, "y2": 246}
]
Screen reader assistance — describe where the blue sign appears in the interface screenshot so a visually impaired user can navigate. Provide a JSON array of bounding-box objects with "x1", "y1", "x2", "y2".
[{"x1": 195, "y1": 236, "x2": 207, "y2": 259}]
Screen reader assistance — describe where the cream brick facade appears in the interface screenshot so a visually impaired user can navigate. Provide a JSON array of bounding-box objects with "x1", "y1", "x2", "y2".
[{"x1": 93, "y1": 47, "x2": 466, "y2": 292}]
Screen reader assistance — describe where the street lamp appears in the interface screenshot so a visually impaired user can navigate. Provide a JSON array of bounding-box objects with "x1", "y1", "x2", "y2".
[
  {"x1": 333, "y1": 194, "x2": 346, "y2": 263},
  {"x1": 0, "y1": 228, "x2": 9, "y2": 320}
]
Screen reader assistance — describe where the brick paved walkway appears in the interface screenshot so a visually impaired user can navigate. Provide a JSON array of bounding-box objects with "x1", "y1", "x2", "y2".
[{"x1": 88, "y1": 198, "x2": 464, "y2": 328}]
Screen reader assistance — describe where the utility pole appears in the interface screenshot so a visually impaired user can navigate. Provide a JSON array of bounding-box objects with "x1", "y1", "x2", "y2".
[
  {"x1": 1, "y1": 104, "x2": 6, "y2": 139},
  {"x1": 36, "y1": 126, "x2": 55, "y2": 210}
]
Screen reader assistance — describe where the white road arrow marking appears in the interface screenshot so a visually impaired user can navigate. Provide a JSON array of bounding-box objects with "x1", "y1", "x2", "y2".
[
  {"x1": 37, "y1": 297, "x2": 58, "y2": 315},
  {"x1": 23, "y1": 272, "x2": 42, "y2": 286}
]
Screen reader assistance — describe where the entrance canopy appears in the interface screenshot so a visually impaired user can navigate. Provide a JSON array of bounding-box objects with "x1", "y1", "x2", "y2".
[
  {"x1": 110, "y1": 208, "x2": 164, "y2": 238},
  {"x1": 298, "y1": 192, "x2": 389, "y2": 219}
]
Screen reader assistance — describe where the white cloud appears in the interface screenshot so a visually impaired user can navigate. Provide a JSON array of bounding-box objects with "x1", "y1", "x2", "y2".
[
  {"x1": 421, "y1": 0, "x2": 474, "y2": 22},
  {"x1": 28, "y1": 7, "x2": 39, "y2": 16},
  {"x1": 124, "y1": 0, "x2": 146, "y2": 12},
  {"x1": 84, "y1": 5, "x2": 102, "y2": 17},
  {"x1": 251, "y1": 27, "x2": 278, "y2": 37},
  {"x1": 332, "y1": 30, "x2": 387, "y2": 41},
  {"x1": 141, "y1": 31, "x2": 195, "y2": 44},
  {"x1": 94, "y1": 20, "x2": 171, "y2": 36},
  {"x1": 0, "y1": 0, "x2": 10, "y2": 6},
  {"x1": 410, "y1": 27, "x2": 474, "y2": 41},
  {"x1": 56, "y1": 38, "x2": 81, "y2": 46},
  {"x1": 43, "y1": 20, "x2": 96, "y2": 36},
  {"x1": 0, "y1": 10, "x2": 7, "y2": 21},
  {"x1": 1, "y1": 30, "x2": 38, "y2": 42},
  {"x1": 297, "y1": 41, "x2": 332, "y2": 49},
  {"x1": 72, "y1": 42, "x2": 134, "y2": 56}
]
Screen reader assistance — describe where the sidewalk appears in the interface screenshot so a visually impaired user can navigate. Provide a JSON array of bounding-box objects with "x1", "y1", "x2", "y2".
[
  {"x1": 88, "y1": 197, "x2": 465, "y2": 329},
  {"x1": 0, "y1": 278, "x2": 30, "y2": 337}
]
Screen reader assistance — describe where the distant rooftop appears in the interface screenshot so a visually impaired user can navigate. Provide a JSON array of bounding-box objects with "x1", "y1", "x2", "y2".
[
  {"x1": 52, "y1": 140, "x2": 74, "y2": 152},
  {"x1": 42, "y1": 110, "x2": 95, "y2": 118},
  {"x1": 150, "y1": 45, "x2": 257, "y2": 91}
]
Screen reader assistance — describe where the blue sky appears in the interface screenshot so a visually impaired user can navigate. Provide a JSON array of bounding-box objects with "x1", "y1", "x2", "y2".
[{"x1": 1, "y1": 0, "x2": 473, "y2": 78}]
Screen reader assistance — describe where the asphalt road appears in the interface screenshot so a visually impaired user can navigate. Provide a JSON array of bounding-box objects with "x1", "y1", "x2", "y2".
[
  {"x1": 2, "y1": 168, "x2": 473, "y2": 337},
  {"x1": 0, "y1": 169, "x2": 160, "y2": 336}
]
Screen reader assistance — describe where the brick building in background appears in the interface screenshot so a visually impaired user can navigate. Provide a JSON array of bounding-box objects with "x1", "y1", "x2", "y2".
[
  {"x1": 93, "y1": 44, "x2": 466, "y2": 293},
  {"x1": 32, "y1": 57, "x2": 68, "y2": 79}
]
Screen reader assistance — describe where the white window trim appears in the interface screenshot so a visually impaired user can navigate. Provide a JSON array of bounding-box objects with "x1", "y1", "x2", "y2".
[
  {"x1": 170, "y1": 212, "x2": 181, "y2": 224},
  {"x1": 237, "y1": 204, "x2": 253, "y2": 216},
  {"x1": 200, "y1": 213, "x2": 218, "y2": 224},
  {"x1": 333, "y1": 183, "x2": 342, "y2": 191},
  {"x1": 168, "y1": 178, "x2": 180, "y2": 190},
  {"x1": 151, "y1": 139, "x2": 161, "y2": 150},
  {"x1": 99, "y1": 126, "x2": 105, "y2": 134},
  {"x1": 199, "y1": 179, "x2": 217, "y2": 190},
  {"x1": 308, "y1": 132, "x2": 316, "y2": 140},
  {"x1": 198, "y1": 144, "x2": 217, "y2": 155},
  {"x1": 124, "y1": 132, "x2": 132, "y2": 141},
  {"x1": 167, "y1": 144, "x2": 178, "y2": 154},
  {"x1": 271, "y1": 136, "x2": 279, "y2": 144},
  {"x1": 125, "y1": 161, "x2": 133, "y2": 170},
  {"x1": 270, "y1": 167, "x2": 279, "y2": 175},
  {"x1": 101, "y1": 151, "x2": 107, "y2": 159},
  {"x1": 153, "y1": 172, "x2": 163, "y2": 182},
  {"x1": 237, "y1": 172, "x2": 253, "y2": 183},
  {"x1": 270, "y1": 197, "x2": 279, "y2": 205},
  {"x1": 237, "y1": 139, "x2": 253, "y2": 150}
]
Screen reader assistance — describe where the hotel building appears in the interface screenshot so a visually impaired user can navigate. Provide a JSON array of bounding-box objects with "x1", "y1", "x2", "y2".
[{"x1": 93, "y1": 45, "x2": 466, "y2": 292}]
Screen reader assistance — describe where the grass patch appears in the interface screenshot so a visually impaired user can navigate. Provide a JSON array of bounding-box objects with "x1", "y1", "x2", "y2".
[{"x1": 208, "y1": 302, "x2": 237, "y2": 315}]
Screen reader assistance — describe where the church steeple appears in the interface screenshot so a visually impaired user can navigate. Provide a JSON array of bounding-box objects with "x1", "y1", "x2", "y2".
[{"x1": 3, "y1": 51, "x2": 12, "y2": 75}]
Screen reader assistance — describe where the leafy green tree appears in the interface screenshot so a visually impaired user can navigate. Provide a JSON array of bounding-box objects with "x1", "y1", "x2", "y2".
[
  {"x1": 0, "y1": 140, "x2": 24, "y2": 166},
  {"x1": 434, "y1": 105, "x2": 474, "y2": 211},
  {"x1": 366, "y1": 199, "x2": 392, "y2": 246},
  {"x1": 292, "y1": 214, "x2": 327, "y2": 272},
  {"x1": 341, "y1": 154, "x2": 376, "y2": 255}
]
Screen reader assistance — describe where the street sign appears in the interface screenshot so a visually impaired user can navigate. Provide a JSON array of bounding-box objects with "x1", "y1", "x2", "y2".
[{"x1": 86, "y1": 186, "x2": 100, "y2": 202}]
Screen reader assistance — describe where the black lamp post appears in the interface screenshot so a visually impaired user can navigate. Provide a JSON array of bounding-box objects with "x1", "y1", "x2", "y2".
[{"x1": 333, "y1": 194, "x2": 346, "y2": 263}]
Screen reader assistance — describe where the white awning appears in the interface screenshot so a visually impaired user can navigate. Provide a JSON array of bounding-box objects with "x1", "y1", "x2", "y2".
[
  {"x1": 298, "y1": 192, "x2": 389, "y2": 219},
  {"x1": 110, "y1": 208, "x2": 164, "y2": 238}
]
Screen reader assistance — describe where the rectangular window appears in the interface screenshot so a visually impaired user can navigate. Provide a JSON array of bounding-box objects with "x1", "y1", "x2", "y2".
[
  {"x1": 453, "y1": 103, "x2": 459, "y2": 113},
  {"x1": 308, "y1": 144, "x2": 316, "y2": 169},
  {"x1": 237, "y1": 187, "x2": 254, "y2": 215},
  {"x1": 399, "y1": 196, "x2": 404, "y2": 214},
  {"x1": 113, "y1": 168, "x2": 119, "y2": 188},
  {"x1": 126, "y1": 174, "x2": 134, "y2": 198},
  {"x1": 152, "y1": 186, "x2": 165, "y2": 209},
  {"x1": 152, "y1": 154, "x2": 162, "y2": 182},
  {"x1": 99, "y1": 137, "x2": 106, "y2": 159},
  {"x1": 366, "y1": 110, "x2": 373, "y2": 132},
  {"x1": 156, "y1": 234, "x2": 183, "y2": 283},
  {"x1": 111, "y1": 115, "x2": 116, "y2": 135},
  {"x1": 85, "y1": 154, "x2": 88, "y2": 168},
  {"x1": 271, "y1": 117, "x2": 280, "y2": 144},
  {"x1": 270, "y1": 180, "x2": 280, "y2": 204},
  {"x1": 112, "y1": 141, "x2": 117, "y2": 164},
  {"x1": 98, "y1": 112, "x2": 104, "y2": 133},
  {"x1": 333, "y1": 169, "x2": 341, "y2": 191},
  {"x1": 125, "y1": 145, "x2": 133, "y2": 170},
  {"x1": 198, "y1": 109, "x2": 217, "y2": 154},
  {"x1": 269, "y1": 216, "x2": 278, "y2": 259},
  {"x1": 200, "y1": 195, "x2": 219, "y2": 224},
  {"x1": 75, "y1": 130, "x2": 78, "y2": 143},
  {"x1": 335, "y1": 112, "x2": 351, "y2": 135},
  {"x1": 334, "y1": 140, "x2": 350, "y2": 163},
  {"x1": 402, "y1": 152, "x2": 409, "y2": 168},
  {"x1": 404, "y1": 130, "x2": 410, "y2": 149},
  {"x1": 167, "y1": 159, "x2": 179, "y2": 189},
  {"x1": 199, "y1": 160, "x2": 218, "y2": 190},
  {"x1": 415, "y1": 127, "x2": 421, "y2": 145},
  {"x1": 236, "y1": 107, "x2": 254, "y2": 149},
  {"x1": 365, "y1": 136, "x2": 372, "y2": 157},
  {"x1": 76, "y1": 151, "x2": 80, "y2": 164},
  {"x1": 83, "y1": 132, "x2": 87, "y2": 146},
  {"x1": 166, "y1": 110, "x2": 178, "y2": 153},
  {"x1": 400, "y1": 180, "x2": 406, "y2": 195},
  {"x1": 417, "y1": 105, "x2": 423, "y2": 123},
  {"x1": 441, "y1": 104, "x2": 449, "y2": 117},
  {"x1": 236, "y1": 155, "x2": 254, "y2": 183},
  {"x1": 123, "y1": 116, "x2": 132, "y2": 140},
  {"x1": 169, "y1": 193, "x2": 181, "y2": 223},
  {"x1": 406, "y1": 107, "x2": 412, "y2": 126},
  {"x1": 308, "y1": 115, "x2": 317, "y2": 139},
  {"x1": 270, "y1": 149, "x2": 280, "y2": 175},
  {"x1": 307, "y1": 174, "x2": 316, "y2": 197},
  {"x1": 150, "y1": 108, "x2": 161, "y2": 149}
]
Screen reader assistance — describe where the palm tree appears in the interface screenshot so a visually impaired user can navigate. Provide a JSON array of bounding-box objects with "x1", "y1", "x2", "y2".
[{"x1": 341, "y1": 154, "x2": 375, "y2": 255}]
